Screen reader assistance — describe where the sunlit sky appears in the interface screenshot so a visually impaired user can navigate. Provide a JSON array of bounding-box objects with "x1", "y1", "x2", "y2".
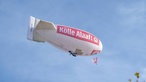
[{"x1": 0, "y1": 0, "x2": 146, "y2": 82}]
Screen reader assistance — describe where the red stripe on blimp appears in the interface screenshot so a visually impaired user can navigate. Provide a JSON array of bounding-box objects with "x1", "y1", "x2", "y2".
[
  {"x1": 57, "y1": 25, "x2": 99, "y2": 45},
  {"x1": 91, "y1": 50, "x2": 101, "y2": 55}
]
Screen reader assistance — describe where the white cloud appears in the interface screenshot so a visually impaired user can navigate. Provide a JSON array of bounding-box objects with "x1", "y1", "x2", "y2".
[
  {"x1": 141, "y1": 68, "x2": 146, "y2": 81},
  {"x1": 114, "y1": 1, "x2": 146, "y2": 59},
  {"x1": 117, "y1": 1, "x2": 146, "y2": 27}
]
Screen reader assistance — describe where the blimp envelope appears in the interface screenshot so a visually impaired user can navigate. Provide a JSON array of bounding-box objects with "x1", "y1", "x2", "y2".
[{"x1": 27, "y1": 16, "x2": 103, "y2": 57}]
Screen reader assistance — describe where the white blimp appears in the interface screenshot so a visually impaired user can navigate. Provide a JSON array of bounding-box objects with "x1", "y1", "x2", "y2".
[{"x1": 27, "y1": 16, "x2": 103, "y2": 57}]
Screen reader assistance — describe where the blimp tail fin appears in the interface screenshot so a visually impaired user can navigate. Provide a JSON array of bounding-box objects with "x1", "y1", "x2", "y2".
[
  {"x1": 36, "y1": 20, "x2": 56, "y2": 30},
  {"x1": 27, "y1": 16, "x2": 56, "y2": 42}
]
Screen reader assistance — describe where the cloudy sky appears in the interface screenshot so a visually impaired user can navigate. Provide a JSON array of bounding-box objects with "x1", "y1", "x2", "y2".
[{"x1": 0, "y1": 0, "x2": 146, "y2": 82}]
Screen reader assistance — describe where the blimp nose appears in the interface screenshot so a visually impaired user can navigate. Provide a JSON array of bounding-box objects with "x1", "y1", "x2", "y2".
[{"x1": 99, "y1": 40, "x2": 103, "y2": 52}]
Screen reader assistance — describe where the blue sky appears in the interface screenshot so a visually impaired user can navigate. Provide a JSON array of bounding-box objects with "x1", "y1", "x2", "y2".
[{"x1": 0, "y1": 0, "x2": 146, "y2": 82}]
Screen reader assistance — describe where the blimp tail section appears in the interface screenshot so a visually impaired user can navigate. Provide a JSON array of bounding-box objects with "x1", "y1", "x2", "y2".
[{"x1": 27, "y1": 16, "x2": 56, "y2": 42}]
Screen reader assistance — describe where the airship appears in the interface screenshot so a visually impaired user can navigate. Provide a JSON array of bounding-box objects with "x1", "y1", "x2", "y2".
[{"x1": 27, "y1": 16, "x2": 103, "y2": 57}]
